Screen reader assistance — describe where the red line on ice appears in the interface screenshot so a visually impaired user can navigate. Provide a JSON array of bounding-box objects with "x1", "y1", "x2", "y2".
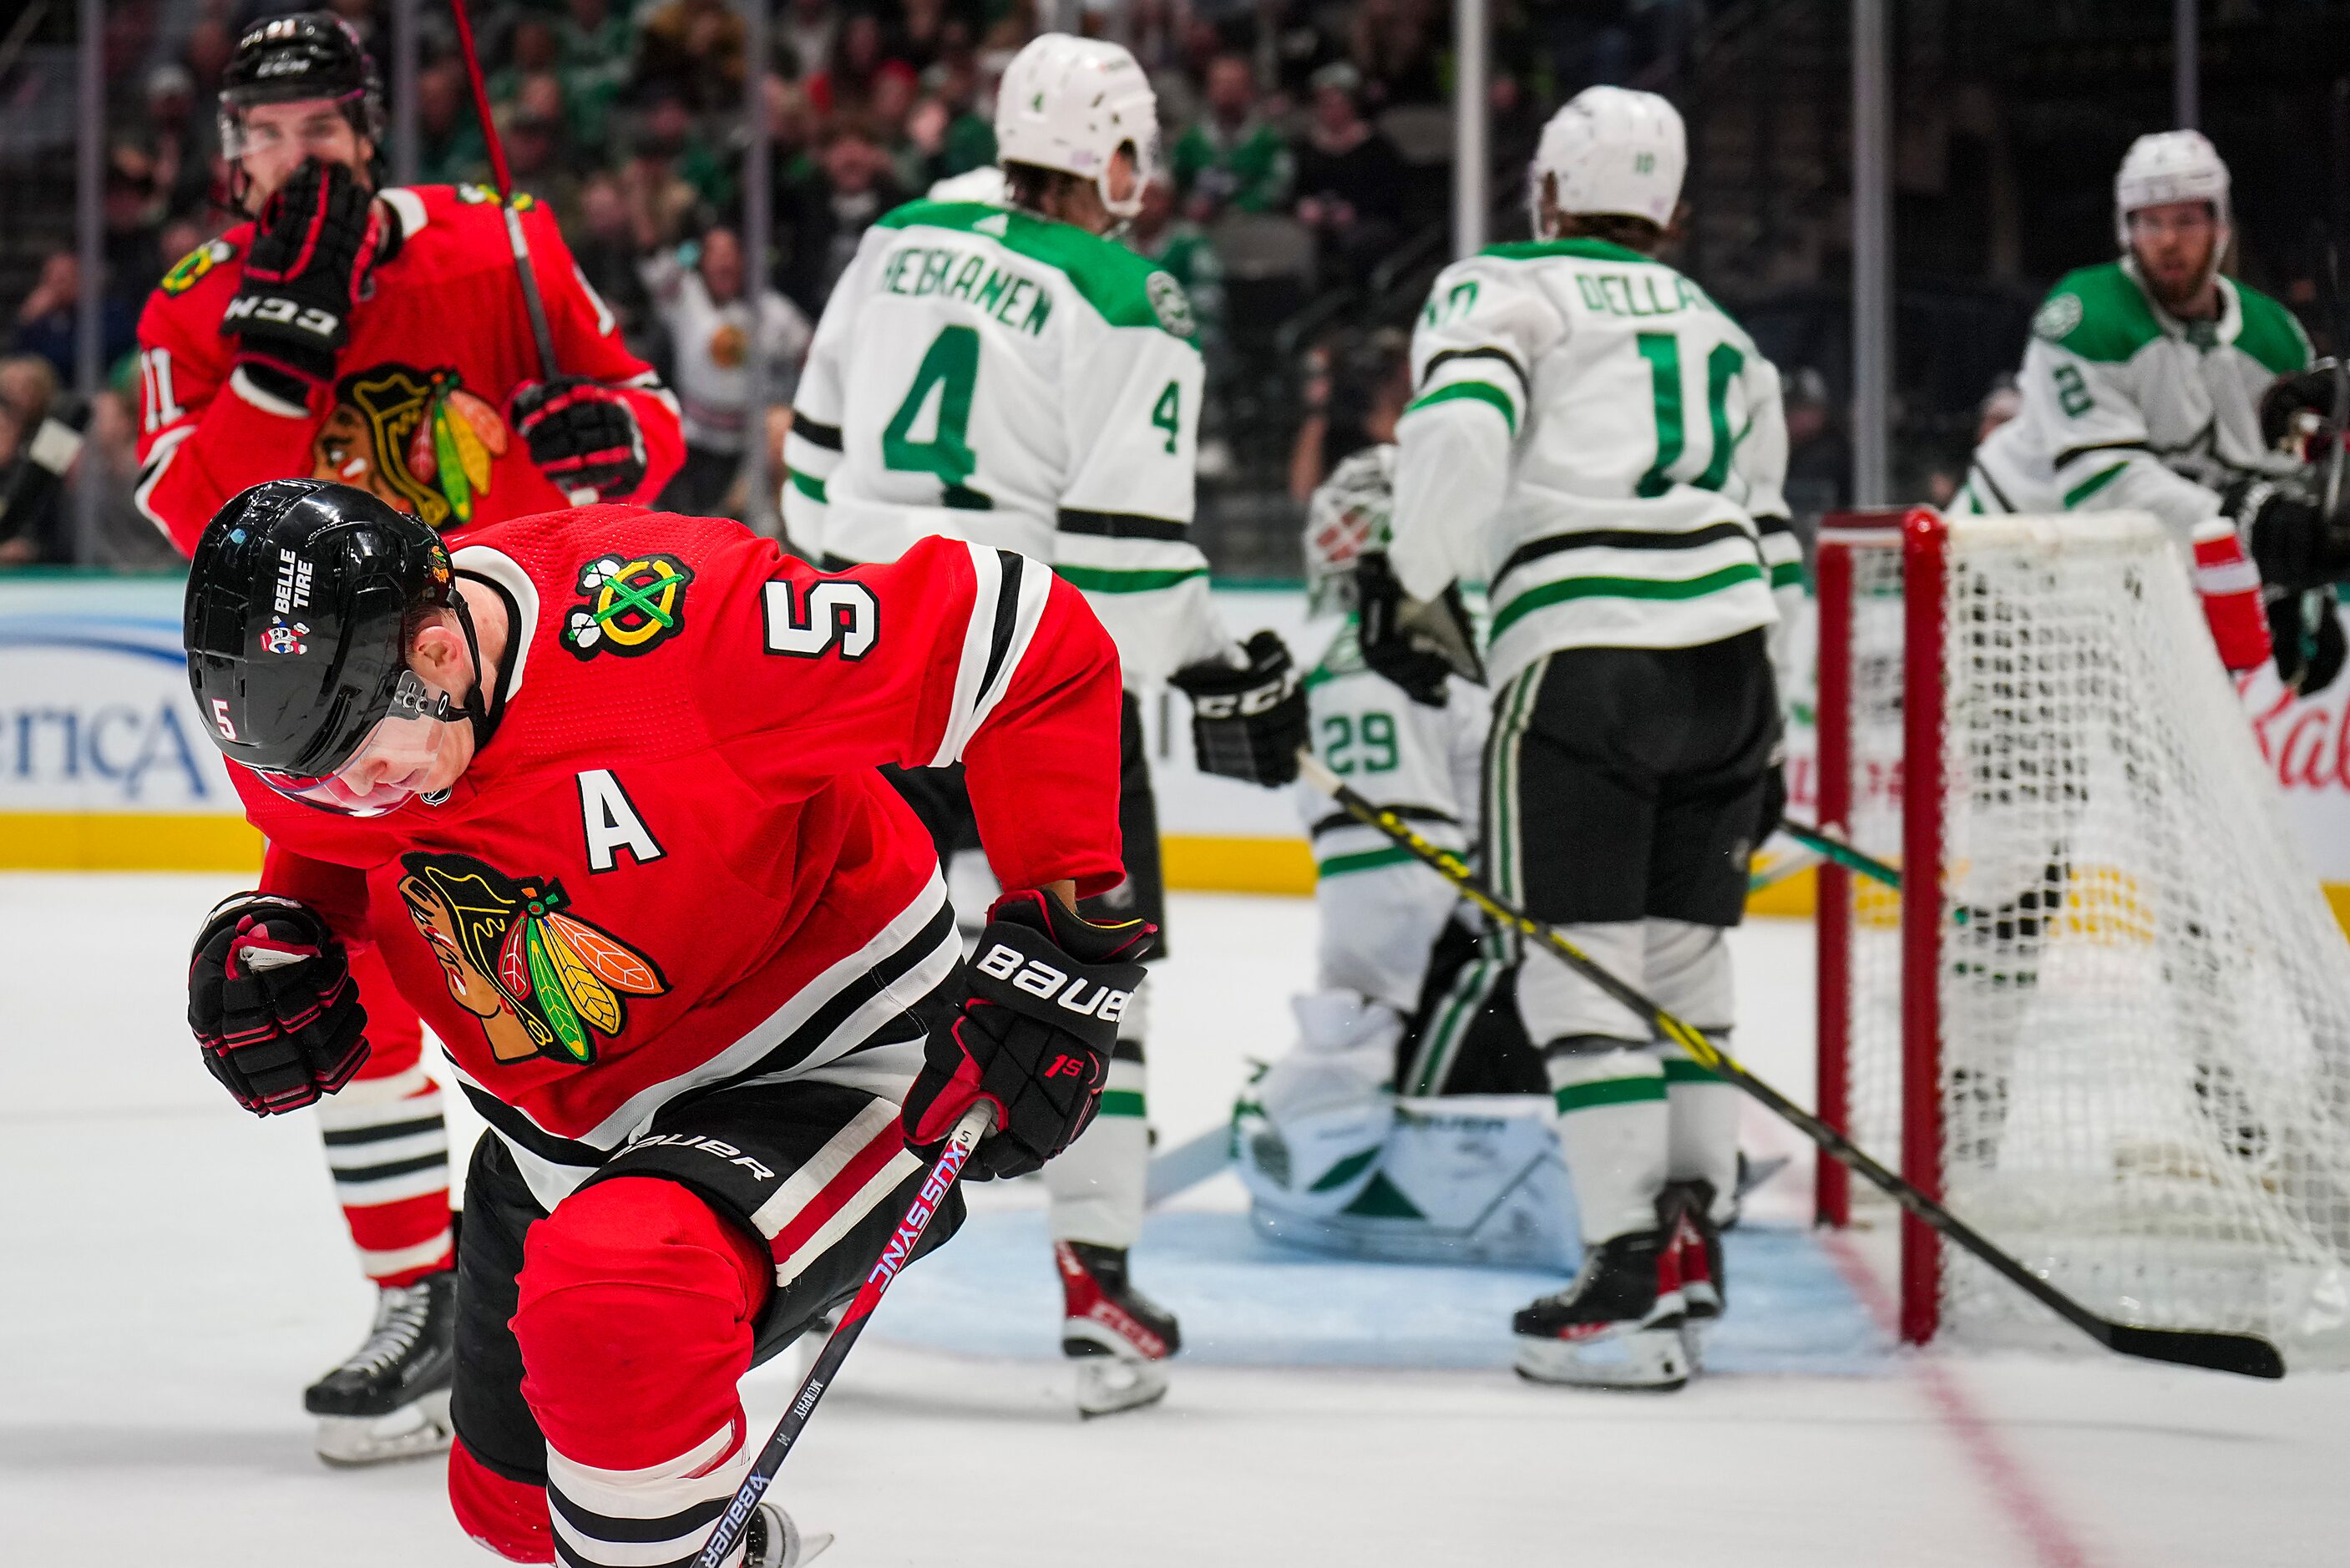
[{"x1": 1821, "y1": 1231, "x2": 2095, "y2": 1568}]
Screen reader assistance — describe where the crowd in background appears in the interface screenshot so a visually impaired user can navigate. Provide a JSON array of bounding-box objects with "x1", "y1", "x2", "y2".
[{"x1": 5, "y1": 0, "x2": 1650, "y2": 566}]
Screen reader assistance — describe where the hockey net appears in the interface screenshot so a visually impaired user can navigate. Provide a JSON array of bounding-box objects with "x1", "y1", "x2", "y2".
[{"x1": 1815, "y1": 508, "x2": 2350, "y2": 1365}]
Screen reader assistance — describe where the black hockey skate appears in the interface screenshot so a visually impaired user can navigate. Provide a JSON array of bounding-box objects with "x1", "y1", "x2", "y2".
[
  {"x1": 1056, "y1": 1241, "x2": 1180, "y2": 1418},
  {"x1": 747, "y1": 1499, "x2": 833, "y2": 1566},
  {"x1": 1512, "y1": 1231, "x2": 1689, "y2": 1391},
  {"x1": 304, "y1": 1270, "x2": 457, "y2": 1465}
]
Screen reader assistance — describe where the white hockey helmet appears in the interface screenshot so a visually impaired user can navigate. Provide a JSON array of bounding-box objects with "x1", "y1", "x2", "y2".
[
  {"x1": 2114, "y1": 129, "x2": 2232, "y2": 250},
  {"x1": 1528, "y1": 86, "x2": 1686, "y2": 234},
  {"x1": 994, "y1": 33, "x2": 1159, "y2": 221},
  {"x1": 1304, "y1": 444, "x2": 1397, "y2": 617}
]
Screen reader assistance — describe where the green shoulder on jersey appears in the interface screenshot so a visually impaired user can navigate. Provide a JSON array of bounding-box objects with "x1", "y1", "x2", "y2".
[
  {"x1": 874, "y1": 200, "x2": 1199, "y2": 342},
  {"x1": 2032, "y1": 260, "x2": 2310, "y2": 374}
]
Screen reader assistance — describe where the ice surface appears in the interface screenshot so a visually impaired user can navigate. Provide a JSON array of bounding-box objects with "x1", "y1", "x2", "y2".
[{"x1": 1, "y1": 876, "x2": 2342, "y2": 1565}]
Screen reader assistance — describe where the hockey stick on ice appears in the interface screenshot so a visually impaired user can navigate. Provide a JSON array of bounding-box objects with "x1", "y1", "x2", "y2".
[
  {"x1": 1778, "y1": 817, "x2": 1902, "y2": 890},
  {"x1": 446, "y1": 0, "x2": 594, "y2": 504},
  {"x1": 693, "y1": 1103, "x2": 993, "y2": 1567},
  {"x1": 1298, "y1": 749, "x2": 2286, "y2": 1378}
]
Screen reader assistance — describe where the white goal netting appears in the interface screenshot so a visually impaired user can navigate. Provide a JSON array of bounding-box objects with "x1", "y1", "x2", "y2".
[{"x1": 1824, "y1": 511, "x2": 2350, "y2": 1365}]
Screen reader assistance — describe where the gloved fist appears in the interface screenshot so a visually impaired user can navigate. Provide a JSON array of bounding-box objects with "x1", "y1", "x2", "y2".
[
  {"x1": 2259, "y1": 360, "x2": 2342, "y2": 452},
  {"x1": 2268, "y1": 586, "x2": 2347, "y2": 695},
  {"x1": 1354, "y1": 551, "x2": 1483, "y2": 708},
  {"x1": 2223, "y1": 473, "x2": 2350, "y2": 594},
  {"x1": 903, "y1": 890, "x2": 1153, "y2": 1180},
  {"x1": 223, "y1": 159, "x2": 382, "y2": 399},
  {"x1": 511, "y1": 377, "x2": 649, "y2": 501},
  {"x1": 1169, "y1": 630, "x2": 1310, "y2": 786},
  {"x1": 188, "y1": 893, "x2": 369, "y2": 1116}
]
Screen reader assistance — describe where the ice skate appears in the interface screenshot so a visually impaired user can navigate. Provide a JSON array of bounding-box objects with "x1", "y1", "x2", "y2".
[
  {"x1": 746, "y1": 1499, "x2": 833, "y2": 1567},
  {"x1": 305, "y1": 1270, "x2": 457, "y2": 1465},
  {"x1": 1512, "y1": 1231, "x2": 1689, "y2": 1391},
  {"x1": 1056, "y1": 1241, "x2": 1180, "y2": 1418},
  {"x1": 1664, "y1": 1181, "x2": 1725, "y2": 1369}
]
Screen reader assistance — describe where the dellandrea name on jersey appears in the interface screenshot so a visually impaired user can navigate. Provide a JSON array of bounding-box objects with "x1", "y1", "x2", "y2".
[
  {"x1": 1963, "y1": 258, "x2": 2310, "y2": 539},
  {"x1": 787, "y1": 198, "x2": 1219, "y2": 681},
  {"x1": 1392, "y1": 236, "x2": 1795, "y2": 690}
]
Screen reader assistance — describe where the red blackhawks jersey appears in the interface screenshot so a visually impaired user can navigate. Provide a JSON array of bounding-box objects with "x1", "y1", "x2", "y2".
[
  {"x1": 134, "y1": 184, "x2": 685, "y2": 553},
  {"x1": 236, "y1": 507, "x2": 1125, "y2": 1205}
]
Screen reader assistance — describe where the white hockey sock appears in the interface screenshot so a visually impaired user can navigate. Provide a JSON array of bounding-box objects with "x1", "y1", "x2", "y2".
[
  {"x1": 1047, "y1": 1028, "x2": 1148, "y2": 1251},
  {"x1": 1665, "y1": 1041, "x2": 1741, "y2": 1224},
  {"x1": 1546, "y1": 1040, "x2": 1668, "y2": 1246}
]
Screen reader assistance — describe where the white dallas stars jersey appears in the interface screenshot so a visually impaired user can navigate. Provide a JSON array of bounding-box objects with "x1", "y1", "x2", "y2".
[
  {"x1": 1962, "y1": 260, "x2": 2312, "y2": 543},
  {"x1": 1388, "y1": 238, "x2": 1799, "y2": 690},
  {"x1": 1296, "y1": 620, "x2": 1487, "y2": 1015},
  {"x1": 787, "y1": 200, "x2": 1226, "y2": 681}
]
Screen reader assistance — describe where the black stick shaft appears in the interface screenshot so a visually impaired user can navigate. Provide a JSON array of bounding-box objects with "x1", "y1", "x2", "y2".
[
  {"x1": 1299, "y1": 751, "x2": 2283, "y2": 1378},
  {"x1": 693, "y1": 1103, "x2": 992, "y2": 1566}
]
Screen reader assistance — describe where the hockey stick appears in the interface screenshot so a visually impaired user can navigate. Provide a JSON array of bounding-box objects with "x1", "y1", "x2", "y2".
[
  {"x1": 694, "y1": 1102, "x2": 994, "y2": 1566},
  {"x1": 1779, "y1": 817, "x2": 1902, "y2": 890},
  {"x1": 1298, "y1": 750, "x2": 2286, "y2": 1378},
  {"x1": 445, "y1": 0, "x2": 595, "y2": 505}
]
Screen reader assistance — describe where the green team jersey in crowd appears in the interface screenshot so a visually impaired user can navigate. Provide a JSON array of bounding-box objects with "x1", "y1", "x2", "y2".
[
  {"x1": 1387, "y1": 238, "x2": 1800, "y2": 691},
  {"x1": 785, "y1": 200, "x2": 1227, "y2": 680},
  {"x1": 1962, "y1": 259, "x2": 2312, "y2": 542},
  {"x1": 1170, "y1": 118, "x2": 1294, "y2": 215}
]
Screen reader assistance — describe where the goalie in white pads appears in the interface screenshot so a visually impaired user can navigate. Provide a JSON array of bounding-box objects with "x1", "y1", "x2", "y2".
[
  {"x1": 1364, "y1": 89, "x2": 1804, "y2": 1390},
  {"x1": 783, "y1": 33, "x2": 1308, "y2": 1417},
  {"x1": 1238, "y1": 447, "x2": 1552, "y2": 1259}
]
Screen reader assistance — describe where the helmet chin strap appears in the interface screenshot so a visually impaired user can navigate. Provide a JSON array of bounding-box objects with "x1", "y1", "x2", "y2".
[{"x1": 445, "y1": 589, "x2": 513, "y2": 757}]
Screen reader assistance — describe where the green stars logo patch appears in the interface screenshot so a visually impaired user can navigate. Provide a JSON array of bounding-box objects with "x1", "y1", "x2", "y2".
[
  {"x1": 2033, "y1": 293, "x2": 2084, "y2": 342},
  {"x1": 1147, "y1": 271, "x2": 1196, "y2": 338},
  {"x1": 561, "y1": 554, "x2": 695, "y2": 659}
]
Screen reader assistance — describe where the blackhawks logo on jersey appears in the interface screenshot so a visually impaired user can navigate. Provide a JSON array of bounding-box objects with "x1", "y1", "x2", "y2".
[
  {"x1": 561, "y1": 554, "x2": 695, "y2": 659},
  {"x1": 160, "y1": 240, "x2": 236, "y2": 296},
  {"x1": 397, "y1": 851, "x2": 668, "y2": 1066},
  {"x1": 311, "y1": 362, "x2": 509, "y2": 529}
]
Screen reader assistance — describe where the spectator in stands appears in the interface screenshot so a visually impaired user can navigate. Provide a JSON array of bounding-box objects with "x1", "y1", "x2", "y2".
[
  {"x1": 0, "y1": 356, "x2": 70, "y2": 566},
  {"x1": 1172, "y1": 53, "x2": 1294, "y2": 220},
  {"x1": 1288, "y1": 326, "x2": 1411, "y2": 502},
  {"x1": 810, "y1": 11, "x2": 903, "y2": 120},
  {"x1": 776, "y1": 118, "x2": 907, "y2": 313},
  {"x1": 1780, "y1": 367, "x2": 1851, "y2": 529},
  {"x1": 142, "y1": 64, "x2": 215, "y2": 218},
  {"x1": 620, "y1": 95, "x2": 710, "y2": 255},
  {"x1": 417, "y1": 58, "x2": 489, "y2": 186},
  {"x1": 642, "y1": 225, "x2": 813, "y2": 516},
  {"x1": 1293, "y1": 63, "x2": 1407, "y2": 285},
  {"x1": 890, "y1": 0, "x2": 951, "y2": 74},
  {"x1": 103, "y1": 149, "x2": 165, "y2": 300},
  {"x1": 637, "y1": 0, "x2": 747, "y2": 114},
  {"x1": 183, "y1": 17, "x2": 235, "y2": 99},
  {"x1": 1348, "y1": 0, "x2": 1444, "y2": 110},
  {"x1": 919, "y1": 38, "x2": 996, "y2": 180},
  {"x1": 489, "y1": 16, "x2": 564, "y2": 107},
  {"x1": 782, "y1": 0, "x2": 842, "y2": 82},
  {"x1": 559, "y1": 0, "x2": 637, "y2": 159},
  {"x1": 10, "y1": 253, "x2": 134, "y2": 385},
  {"x1": 504, "y1": 99, "x2": 583, "y2": 233},
  {"x1": 636, "y1": 88, "x2": 737, "y2": 215},
  {"x1": 570, "y1": 172, "x2": 660, "y2": 364}
]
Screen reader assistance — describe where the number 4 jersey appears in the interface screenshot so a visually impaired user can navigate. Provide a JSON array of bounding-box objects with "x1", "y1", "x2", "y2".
[
  {"x1": 785, "y1": 200, "x2": 1226, "y2": 683},
  {"x1": 1388, "y1": 238, "x2": 1798, "y2": 690}
]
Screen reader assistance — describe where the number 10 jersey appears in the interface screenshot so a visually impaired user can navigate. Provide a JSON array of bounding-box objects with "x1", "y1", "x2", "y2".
[
  {"x1": 786, "y1": 199, "x2": 1226, "y2": 684},
  {"x1": 1389, "y1": 237, "x2": 1795, "y2": 690}
]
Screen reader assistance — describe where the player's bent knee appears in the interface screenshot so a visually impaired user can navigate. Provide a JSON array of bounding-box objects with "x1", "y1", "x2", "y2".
[
  {"x1": 512, "y1": 1176, "x2": 771, "y2": 1469},
  {"x1": 449, "y1": 1434, "x2": 554, "y2": 1564}
]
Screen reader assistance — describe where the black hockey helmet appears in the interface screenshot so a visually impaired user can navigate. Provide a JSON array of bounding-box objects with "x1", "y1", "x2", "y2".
[
  {"x1": 219, "y1": 12, "x2": 386, "y2": 190},
  {"x1": 185, "y1": 479, "x2": 456, "y2": 787}
]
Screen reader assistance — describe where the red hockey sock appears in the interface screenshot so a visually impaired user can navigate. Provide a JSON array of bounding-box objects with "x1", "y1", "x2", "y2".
[
  {"x1": 448, "y1": 1435, "x2": 553, "y2": 1564},
  {"x1": 513, "y1": 1176, "x2": 771, "y2": 1565},
  {"x1": 321, "y1": 949, "x2": 453, "y2": 1287}
]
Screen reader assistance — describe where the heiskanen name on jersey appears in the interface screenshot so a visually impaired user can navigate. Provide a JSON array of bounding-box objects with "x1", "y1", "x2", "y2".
[
  {"x1": 785, "y1": 159, "x2": 1217, "y2": 681},
  {"x1": 1962, "y1": 129, "x2": 2310, "y2": 539},
  {"x1": 1386, "y1": 178, "x2": 1796, "y2": 690}
]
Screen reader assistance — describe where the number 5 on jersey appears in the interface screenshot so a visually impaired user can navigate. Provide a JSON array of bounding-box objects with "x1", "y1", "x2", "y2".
[{"x1": 762, "y1": 579, "x2": 879, "y2": 660}]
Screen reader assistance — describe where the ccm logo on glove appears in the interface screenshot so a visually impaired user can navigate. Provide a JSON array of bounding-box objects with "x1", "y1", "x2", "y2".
[{"x1": 971, "y1": 942, "x2": 1133, "y2": 1021}]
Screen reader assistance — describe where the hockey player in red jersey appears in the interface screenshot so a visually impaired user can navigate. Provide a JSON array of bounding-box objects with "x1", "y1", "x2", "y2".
[
  {"x1": 184, "y1": 478, "x2": 1149, "y2": 1565},
  {"x1": 134, "y1": 12, "x2": 685, "y2": 1464}
]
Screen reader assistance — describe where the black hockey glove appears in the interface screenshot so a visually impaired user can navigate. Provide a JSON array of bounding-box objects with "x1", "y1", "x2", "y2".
[
  {"x1": 2268, "y1": 586, "x2": 2347, "y2": 695},
  {"x1": 2258, "y1": 359, "x2": 2342, "y2": 450},
  {"x1": 1354, "y1": 550, "x2": 1483, "y2": 708},
  {"x1": 511, "y1": 378, "x2": 650, "y2": 501},
  {"x1": 1168, "y1": 630, "x2": 1310, "y2": 787},
  {"x1": 222, "y1": 159, "x2": 382, "y2": 401},
  {"x1": 903, "y1": 890, "x2": 1154, "y2": 1181},
  {"x1": 2223, "y1": 473, "x2": 2350, "y2": 594},
  {"x1": 188, "y1": 893, "x2": 370, "y2": 1117}
]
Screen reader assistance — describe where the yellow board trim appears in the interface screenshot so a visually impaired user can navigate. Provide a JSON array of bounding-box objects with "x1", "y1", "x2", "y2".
[{"x1": 0, "y1": 813, "x2": 264, "y2": 871}]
